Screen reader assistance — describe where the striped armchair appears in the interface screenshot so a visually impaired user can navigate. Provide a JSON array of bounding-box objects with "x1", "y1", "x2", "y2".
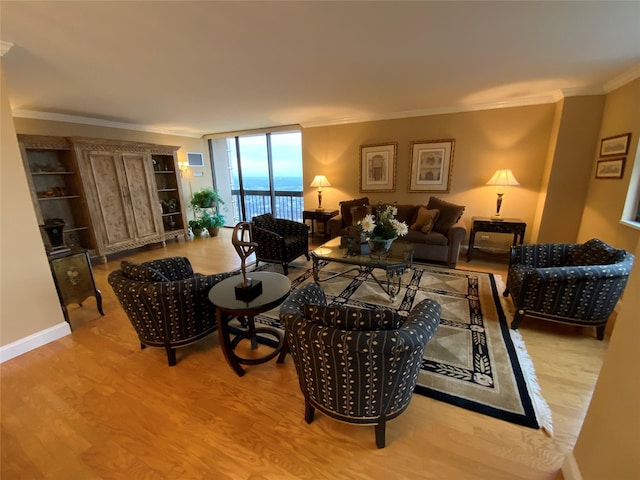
[
  {"x1": 503, "y1": 239, "x2": 634, "y2": 339},
  {"x1": 280, "y1": 282, "x2": 441, "y2": 448},
  {"x1": 251, "y1": 213, "x2": 310, "y2": 275},
  {"x1": 108, "y1": 256, "x2": 234, "y2": 366}
]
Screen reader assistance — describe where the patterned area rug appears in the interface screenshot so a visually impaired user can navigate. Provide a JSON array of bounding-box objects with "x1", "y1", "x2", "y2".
[{"x1": 245, "y1": 259, "x2": 553, "y2": 433}]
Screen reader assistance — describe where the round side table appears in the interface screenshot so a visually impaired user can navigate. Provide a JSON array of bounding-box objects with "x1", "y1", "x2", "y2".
[{"x1": 208, "y1": 271, "x2": 291, "y2": 376}]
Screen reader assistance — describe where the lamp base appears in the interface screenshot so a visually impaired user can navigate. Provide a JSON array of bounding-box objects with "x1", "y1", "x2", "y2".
[
  {"x1": 315, "y1": 207, "x2": 325, "y2": 211},
  {"x1": 490, "y1": 215, "x2": 504, "y2": 222}
]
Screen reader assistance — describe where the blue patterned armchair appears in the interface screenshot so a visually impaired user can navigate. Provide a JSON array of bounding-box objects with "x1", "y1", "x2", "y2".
[
  {"x1": 108, "y1": 256, "x2": 234, "y2": 366},
  {"x1": 503, "y1": 239, "x2": 634, "y2": 340},
  {"x1": 280, "y1": 282, "x2": 441, "y2": 448},
  {"x1": 251, "y1": 213, "x2": 310, "y2": 275}
]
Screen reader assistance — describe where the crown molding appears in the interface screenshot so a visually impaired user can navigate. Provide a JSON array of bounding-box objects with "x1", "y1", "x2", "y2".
[
  {"x1": 603, "y1": 64, "x2": 640, "y2": 93},
  {"x1": 300, "y1": 93, "x2": 562, "y2": 128},
  {"x1": 0, "y1": 41, "x2": 14, "y2": 56},
  {"x1": 11, "y1": 109, "x2": 204, "y2": 138}
]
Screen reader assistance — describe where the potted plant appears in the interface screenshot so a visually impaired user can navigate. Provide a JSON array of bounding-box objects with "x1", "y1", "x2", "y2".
[
  {"x1": 199, "y1": 211, "x2": 225, "y2": 237},
  {"x1": 188, "y1": 219, "x2": 204, "y2": 238},
  {"x1": 190, "y1": 187, "x2": 224, "y2": 209}
]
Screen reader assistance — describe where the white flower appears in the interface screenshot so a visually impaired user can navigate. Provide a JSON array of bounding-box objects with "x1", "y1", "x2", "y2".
[
  {"x1": 359, "y1": 214, "x2": 376, "y2": 233},
  {"x1": 391, "y1": 219, "x2": 408, "y2": 237}
]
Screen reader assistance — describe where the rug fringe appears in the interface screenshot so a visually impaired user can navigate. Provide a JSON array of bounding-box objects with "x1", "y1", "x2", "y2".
[{"x1": 494, "y1": 275, "x2": 554, "y2": 436}]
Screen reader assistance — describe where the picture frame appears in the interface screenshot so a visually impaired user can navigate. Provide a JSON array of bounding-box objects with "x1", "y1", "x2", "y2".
[
  {"x1": 408, "y1": 139, "x2": 455, "y2": 192},
  {"x1": 599, "y1": 133, "x2": 631, "y2": 158},
  {"x1": 359, "y1": 142, "x2": 397, "y2": 192},
  {"x1": 595, "y1": 158, "x2": 625, "y2": 179},
  {"x1": 187, "y1": 152, "x2": 204, "y2": 167}
]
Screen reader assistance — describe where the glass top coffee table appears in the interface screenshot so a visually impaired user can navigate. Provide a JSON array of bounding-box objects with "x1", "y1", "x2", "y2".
[{"x1": 311, "y1": 237, "x2": 414, "y2": 301}]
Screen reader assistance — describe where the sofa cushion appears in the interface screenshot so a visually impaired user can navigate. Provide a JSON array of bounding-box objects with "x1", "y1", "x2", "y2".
[
  {"x1": 340, "y1": 197, "x2": 369, "y2": 228},
  {"x1": 121, "y1": 261, "x2": 169, "y2": 282},
  {"x1": 302, "y1": 304, "x2": 402, "y2": 331},
  {"x1": 410, "y1": 207, "x2": 440, "y2": 234},
  {"x1": 350, "y1": 204, "x2": 371, "y2": 227},
  {"x1": 402, "y1": 230, "x2": 448, "y2": 246},
  {"x1": 427, "y1": 197, "x2": 465, "y2": 234},
  {"x1": 567, "y1": 238, "x2": 626, "y2": 266}
]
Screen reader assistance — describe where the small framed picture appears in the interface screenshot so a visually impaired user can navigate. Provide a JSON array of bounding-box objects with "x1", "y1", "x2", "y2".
[
  {"x1": 599, "y1": 133, "x2": 631, "y2": 158},
  {"x1": 187, "y1": 152, "x2": 204, "y2": 167},
  {"x1": 409, "y1": 139, "x2": 455, "y2": 192},
  {"x1": 359, "y1": 142, "x2": 397, "y2": 192},
  {"x1": 595, "y1": 158, "x2": 626, "y2": 179}
]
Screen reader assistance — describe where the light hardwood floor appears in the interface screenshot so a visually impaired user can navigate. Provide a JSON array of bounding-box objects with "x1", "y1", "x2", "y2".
[{"x1": 1, "y1": 229, "x2": 609, "y2": 479}]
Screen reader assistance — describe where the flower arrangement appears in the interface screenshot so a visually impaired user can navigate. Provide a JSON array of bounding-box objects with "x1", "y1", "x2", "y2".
[{"x1": 358, "y1": 203, "x2": 408, "y2": 240}]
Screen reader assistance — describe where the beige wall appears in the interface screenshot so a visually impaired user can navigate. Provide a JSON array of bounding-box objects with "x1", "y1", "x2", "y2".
[
  {"x1": 302, "y1": 104, "x2": 556, "y2": 247},
  {"x1": 12, "y1": 117, "x2": 214, "y2": 223},
  {"x1": 536, "y1": 96, "x2": 605, "y2": 243},
  {"x1": 578, "y1": 78, "x2": 640, "y2": 252},
  {"x1": 571, "y1": 237, "x2": 640, "y2": 479},
  {"x1": 1, "y1": 66, "x2": 67, "y2": 346}
]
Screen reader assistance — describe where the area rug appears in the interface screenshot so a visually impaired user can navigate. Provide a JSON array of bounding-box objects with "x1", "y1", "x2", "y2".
[{"x1": 243, "y1": 259, "x2": 553, "y2": 434}]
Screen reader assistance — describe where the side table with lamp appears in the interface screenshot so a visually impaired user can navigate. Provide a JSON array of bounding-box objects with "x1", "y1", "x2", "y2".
[{"x1": 467, "y1": 169, "x2": 526, "y2": 261}]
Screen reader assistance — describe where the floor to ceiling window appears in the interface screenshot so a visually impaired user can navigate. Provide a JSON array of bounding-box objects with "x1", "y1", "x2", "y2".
[{"x1": 209, "y1": 129, "x2": 303, "y2": 225}]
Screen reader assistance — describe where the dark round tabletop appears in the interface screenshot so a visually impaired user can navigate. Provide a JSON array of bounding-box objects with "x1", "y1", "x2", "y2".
[{"x1": 208, "y1": 271, "x2": 291, "y2": 314}]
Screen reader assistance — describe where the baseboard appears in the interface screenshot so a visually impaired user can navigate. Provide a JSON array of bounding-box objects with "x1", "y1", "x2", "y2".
[
  {"x1": 562, "y1": 453, "x2": 583, "y2": 480},
  {"x1": 0, "y1": 322, "x2": 71, "y2": 364}
]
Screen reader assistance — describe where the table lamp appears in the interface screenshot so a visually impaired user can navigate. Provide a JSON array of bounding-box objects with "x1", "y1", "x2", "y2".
[
  {"x1": 310, "y1": 175, "x2": 331, "y2": 211},
  {"x1": 486, "y1": 169, "x2": 520, "y2": 221}
]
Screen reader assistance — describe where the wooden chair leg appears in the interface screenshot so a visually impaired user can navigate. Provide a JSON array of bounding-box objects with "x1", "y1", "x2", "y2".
[
  {"x1": 166, "y1": 347, "x2": 177, "y2": 366},
  {"x1": 596, "y1": 325, "x2": 606, "y2": 340},
  {"x1": 503, "y1": 287, "x2": 510, "y2": 297},
  {"x1": 511, "y1": 310, "x2": 525, "y2": 330},
  {"x1": 282, "y1": 263, "x2": 289, "y2": 276},
  {"x1": 375, "y1": 420, "x2": 386, "y2": 449},
  {"x1": 304, "y1": 400, "x2": 315, "y2": 424}
]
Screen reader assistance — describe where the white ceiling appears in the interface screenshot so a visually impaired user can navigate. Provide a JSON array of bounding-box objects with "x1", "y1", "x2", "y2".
[{"x1": 1, "y1": 1, "x2": 639, "y2": 138}]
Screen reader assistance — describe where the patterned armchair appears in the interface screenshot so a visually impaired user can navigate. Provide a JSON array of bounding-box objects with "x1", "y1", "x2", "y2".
[
  {"x1": 280, "y1": 282, "x2": 441, "y2": 448},
  {"x1": 251, "y1": 213, "x2": 310, "y2": 275},
  {"x1": 108, "y1": 256, "x2": 234, "y2": 366},
  {"x1": 503, "y1": 239, "x2": 634, "y2": 340}
]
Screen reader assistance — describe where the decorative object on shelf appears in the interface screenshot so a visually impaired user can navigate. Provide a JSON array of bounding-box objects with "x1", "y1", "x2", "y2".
[
  {"x1": 357, "y1": 202, "x2": 408, "y2": 256},
  {"x1": 409, "y1": 139, "x2": 455, "y2": 192},
  {"x1": 595, "y1": 158, "x2": 626, "y2": 179},
  {"x1": 485, "y1": 168, "x2": 520, "y2": 221},
  {"x1": 359, "y1": 142, "x2": 398, "y2": 192},
  {"x1": 231, "y1": 222, "x2": 262, "y2": 301},
  {"x1": 309, "y1": 175, "x2": 331, "y2": 211},
  {"x1": 599, "y1": 132, "x2": 631, "y2": 157},
  {"x1": 42, "y1": 218, "x2": 70, "y2": 254}
]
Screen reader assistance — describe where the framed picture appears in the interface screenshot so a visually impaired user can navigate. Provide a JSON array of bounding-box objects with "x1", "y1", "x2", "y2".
[
  {"x1": 595, "y1": 158, "x2": 626, "y2": 179},
  {"x1": 187, "y1": 152, "x2": 204, "y2": 167},
  {"x1": 599, "y1": 133, "x2": 631, "y2": 158},
  {"x1": 409, "y1": 139, "x2": 455, "y2": 192},
  {"x1": 359, "y1": 142, "x2": 397, "y2": 192}
]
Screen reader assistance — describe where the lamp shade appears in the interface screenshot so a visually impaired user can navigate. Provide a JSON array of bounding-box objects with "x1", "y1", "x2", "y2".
[
  {"x1": 486, "y1": 169, "x2": 520, "y2": 186},
  {"x1": 310, "y1": 175, "x2": 331, "y2": 188}
]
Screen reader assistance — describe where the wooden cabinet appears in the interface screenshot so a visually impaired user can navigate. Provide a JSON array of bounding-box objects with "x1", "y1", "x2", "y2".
[
  {"x1": 19, "y1": 135, "x2": 187, "y2": 262},
  {"x1": 18, "y1": 135, "x2": 96, "y2": 254}
]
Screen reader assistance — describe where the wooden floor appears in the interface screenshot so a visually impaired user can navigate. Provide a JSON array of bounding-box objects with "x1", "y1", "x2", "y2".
[{"x1": 1, "y1": 229, "x2": 610, "y2": 479}]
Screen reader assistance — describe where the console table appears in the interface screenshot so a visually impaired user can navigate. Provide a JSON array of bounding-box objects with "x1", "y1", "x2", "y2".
[
  {"x1": 466, "y1": 217, "x2": 526, "y2": 261},
  {"x1": 303, "y1": 209, "x2": 338, "y2": 237}
]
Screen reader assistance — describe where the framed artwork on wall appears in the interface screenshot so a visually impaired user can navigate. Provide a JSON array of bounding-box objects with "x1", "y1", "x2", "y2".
[
  {"x1": 595, "y1": 158, "x2": 626, "y2": 179},
  {"x1": 599, "y1": 133, "x2": 631, "y2": 158},
  {"x1": 408, "y1": 139, "x2": 455, "y2": 192},
  {"x1": 187, "y1": 152, "x2": 204, "y2": 167},
  {"x1": 359, "y1": 142, "x2": 397, "y2": 192}
]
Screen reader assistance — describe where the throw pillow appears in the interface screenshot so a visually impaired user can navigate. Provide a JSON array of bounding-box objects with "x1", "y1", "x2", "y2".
[
  {"x1": 302, "y1": 304, "x2": 402, "y2": 331},
  {"x1": 410, "y1": 207, "x2": 440, "y2": 235},
  {"x1": 340, "y1": 197, "x2": 369, "y2": 229},
  {"x1": 427, "y1": 197, "x2": 465, "y2": 235},
  {"x1": 121, "y1": 261, "x2": 169, "y2": 282},
  {"x1": 350, "y1": 204, "x2": 371, "y2": 227},
  {"x1": 567, "y1": 238, "x2": 626, "y2": 266}
]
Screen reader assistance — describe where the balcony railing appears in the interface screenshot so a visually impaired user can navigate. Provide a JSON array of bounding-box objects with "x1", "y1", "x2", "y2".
[{"x1": 231, "y1": 189, "x2": 303, "y2": 223}]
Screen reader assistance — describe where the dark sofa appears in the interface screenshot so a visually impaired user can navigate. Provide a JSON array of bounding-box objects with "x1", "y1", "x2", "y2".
[{"x1": 327, "y1": 196, "x2": 467, "y2": 268}]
